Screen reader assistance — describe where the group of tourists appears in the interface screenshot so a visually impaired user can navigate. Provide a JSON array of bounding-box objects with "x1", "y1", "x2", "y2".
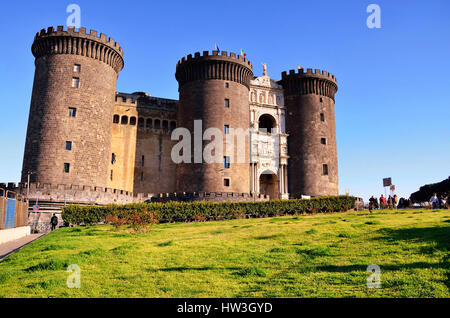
[
  {"x1": 368, "y1": 192, "x2": 449, "y2": 211},
  {"x1": 368, "y1": 194, "x2": 399, "y2": 211}
]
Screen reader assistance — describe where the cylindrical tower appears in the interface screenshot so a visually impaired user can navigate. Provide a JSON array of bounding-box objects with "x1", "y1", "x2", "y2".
[
  {"x1": 21, "y1": 26, "x2": 124, "y2": 187},
  {"x1": 280, "y1": 68, "x2": 338, "y2": 197},
  {"x1": 175, "y1": 51, "x2": 253, "y2": 193}
]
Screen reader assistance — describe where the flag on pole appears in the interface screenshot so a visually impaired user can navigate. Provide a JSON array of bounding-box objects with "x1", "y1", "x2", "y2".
[
  {"x1": 215, "y1": 43, "x2": 220, "y2": 53},
  {"x1": 241, "y1": 49, "x2": 247, "y2": 58},
  {"x1": 298, "y1": 65, "x2": 303, "y2": 70}
]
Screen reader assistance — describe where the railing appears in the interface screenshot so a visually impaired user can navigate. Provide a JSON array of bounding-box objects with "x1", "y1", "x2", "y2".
[{"x1": 0, "y1": 188, "x2": 29, "y2": 230}]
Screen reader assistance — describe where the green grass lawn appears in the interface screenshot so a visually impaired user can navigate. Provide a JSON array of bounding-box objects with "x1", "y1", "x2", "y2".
[{"x1": 0, "y1": 209, "x2": 448, "y2": 298}]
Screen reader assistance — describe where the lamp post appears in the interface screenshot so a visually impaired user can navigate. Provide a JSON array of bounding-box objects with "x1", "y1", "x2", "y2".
[{"x1": 26, "y1": 170, "x2": 35, "y2": 200}]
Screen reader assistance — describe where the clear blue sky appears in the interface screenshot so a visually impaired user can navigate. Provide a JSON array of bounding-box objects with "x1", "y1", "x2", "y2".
[{"x1": 0, "y1": 0, "x2": 449, "y2": 201}]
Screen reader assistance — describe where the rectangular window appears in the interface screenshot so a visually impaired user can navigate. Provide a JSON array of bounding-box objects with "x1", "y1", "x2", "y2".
[
  {"x1": 68, "y1": 107, "x2": 77, "y2": 117},
  {"x1": 65, "y1": 141, "x2": 72, "y2": 151},
  {"x1": 72, "y1": 77, "x2": 80, "y2": 88},
  {"x1": 224, "y1": 156, "x2": 230, "y2": 169},
  {"x1": 322, "y1": 164, "x2": 329, "y2": 176},
  {"x1": 111, "y1": 153, "x2": 116, "y2": 164},
  {"x1": 225, "y1": 82, "x2": 229, "y2": 88},
  {"x1": 320, "y1": 97, "x2": 323, "y2": 103},
  {"x1": 110, "y1": 170, "x2": 113, "y2": 181},
  {"x1": 224, "y1": 125, "x2": 229, "y2": 134},
  {"x1": 141, "y1": 155, "x2": 145, "y2": 167},
  {"x1": 224, "y1": 99, "x2": 230, "y2": 108},
  {"x1": 74, "y1": 64, "x2": 81, "y2": 73},
  {"x1": 321, "y1": 138, "x2": 327, "y2": 145},
  {"x1": 224, "y1": 178, "x2": 230, "y2": 187},
  {"x1": 320, "y1": 113, "x2": 325, "y2": 122},
  {"x1": 64, "y1": 163, "x2": 70, "y2": 173}
]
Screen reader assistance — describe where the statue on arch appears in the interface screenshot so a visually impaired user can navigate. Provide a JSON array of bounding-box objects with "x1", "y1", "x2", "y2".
[{"x1": 262, "y1": 63, "x2": 267, "y2": 76}]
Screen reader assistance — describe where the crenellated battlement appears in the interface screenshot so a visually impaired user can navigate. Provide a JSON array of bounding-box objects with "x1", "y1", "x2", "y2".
[
  {"x1": 1, "y1": 182, "x2": 153, "y2": 205},
  {"x1": 115, "y1": 92, "x2": 179, "y2": 112},
  {"x1": 150, "y1": 192, "x2": 270, "y2": 203},
  {"x1": 175, "y1": 50, "x2": 254, "y2": 89},
  {"x1": 177, "y1": 50, "x2": 252, "y2": 68},
  {"x1": 281, "y1": 68, "x2": 336, "y2": 83},
  {"x1": 32, "y1": 26, "x2": 124, "y2": 73},
  {"x1": 1, "y1": 182, "x2": 266, "y2": 204},
  {"x1": 280, "y1": 68, "x2": 338, "y2": 100},
  {"x1": 35, "y1": 26, "x2": 123, "y2": 54}
]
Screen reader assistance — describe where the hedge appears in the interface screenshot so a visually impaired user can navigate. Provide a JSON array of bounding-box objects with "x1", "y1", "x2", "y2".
[{"x1": 61, "y1": 196, "x2": 356, "y2": 226}]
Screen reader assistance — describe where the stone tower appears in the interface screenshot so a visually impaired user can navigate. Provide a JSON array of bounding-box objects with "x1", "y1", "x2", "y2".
[
  {"x1": 21, "y1": 26, "x2": 124, "y2": 187},
  {"x1": 175, "y1": 51, "x2": 253, "y2": 193},
  {"x1": 280, "y1": 68, "x2": 338, "y2": 197}
]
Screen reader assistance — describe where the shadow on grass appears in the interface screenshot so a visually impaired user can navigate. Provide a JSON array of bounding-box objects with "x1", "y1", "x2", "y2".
[
  {"x1": 146, "y1": 266, "x2": 241, "y2": 272},
  {"x1": 316, "y1": 225, "x2": 449, "y2": 288}
]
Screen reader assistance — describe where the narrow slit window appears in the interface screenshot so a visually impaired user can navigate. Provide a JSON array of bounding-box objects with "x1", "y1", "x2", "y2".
[
  {"x1": 224, "y1": 156, "x2": 230, "y2": 169},
  {"x1": 64, "y1": 163, "x2": 70, "y2": 173},
  {"x1": 322, "y1": 164, "x2": 329, "y2": 176},
  {"x1": 72, "y1": 77, "x2": 80, "y2": 88},
  {"x1": 320, "y1": 113, "x2": 325, "y2": 122},
  {"x1": 68, "y1": 107, "x2": 77, "y2": 117},
  {"x1": 65, "y1": 141, "x2": 72, "y2": 151},
  {"x1": 224, "y1": 99, "x2": 230, "y2": 108}
]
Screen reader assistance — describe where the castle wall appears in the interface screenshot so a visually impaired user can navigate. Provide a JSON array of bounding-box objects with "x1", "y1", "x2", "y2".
[
  {"x1": 109, "y1": 98, "x2": 138, "y2": 192},
  {"x1": 21, "y1": 27, "x2": 123, "y2": 189},
  {"x1": 281, "y1": 69, "x2": 339, "y2": 197},
  {"x1": 111, "y1": 93, "x2": 178, "y2": 195},
  {"x1": 175, "y1": 51, "x2": 253, "y2": 194},
  {"x1": 134, "y1": 129, "x2": 177, "y2": 194}
]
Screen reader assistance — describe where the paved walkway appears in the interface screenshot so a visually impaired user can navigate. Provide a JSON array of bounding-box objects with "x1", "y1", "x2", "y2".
[{"x1": 0, "y1": 233, "x2": 46, "y2": 260}]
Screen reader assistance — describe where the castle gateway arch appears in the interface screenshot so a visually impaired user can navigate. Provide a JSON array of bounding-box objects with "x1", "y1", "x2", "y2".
[{"x1": 259, "y1": 170, "x2": 279, "y2": 200}]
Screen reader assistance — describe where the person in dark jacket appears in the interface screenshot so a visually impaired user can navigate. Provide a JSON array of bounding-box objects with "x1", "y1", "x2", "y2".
[
  {"x1": 369, "y1": 196, "x2": 376, "y2": 213},
  {"x1": 50, "y1": 214, "x2": 58, "y2": 231}
]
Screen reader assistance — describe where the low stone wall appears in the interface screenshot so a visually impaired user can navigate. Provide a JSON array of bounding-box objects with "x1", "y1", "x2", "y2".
[
  {"x1": 0, "y1": 226, "x2": 31, "y2": 245},
  {"x1": 28, "y1": 212, "x2": 64, "y2": 233},
  {"x1": 150, "y1": 192, "x2": 270, "y2": 203}
]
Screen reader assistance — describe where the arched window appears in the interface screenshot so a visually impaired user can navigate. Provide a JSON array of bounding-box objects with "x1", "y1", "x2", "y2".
[
  {"x1": 138, "y1": 117, "x2": 144, "y2": 128},
  {"x1": 113, "y1": 114, "x2": 120, "y2": 124},
  {"x1": 154, "y1": 119, "x2": 161, "y2": 129},
  {"x1": 162, "y1": 120, "x2": 169, "y2": 130},
  {"x1": 170, "y1": 121, "x2": 177, "y2": 130},
  {"x1": 130, "y1": 116, "x2": 136, "y2": 125},
  {"x1": 258, "y1": 114, "x2": 276, "y2": 133},
  {"x1": 121, "y1": 116, "x2": 128, "y2": 125},
  {"x1": 146, "y1": 118, "x2": 152, "y2": 128}
]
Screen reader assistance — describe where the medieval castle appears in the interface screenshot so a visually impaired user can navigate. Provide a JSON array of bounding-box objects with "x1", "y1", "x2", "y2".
[{"x1": 14, "y1": 26, "x2": 339, "y2": 204}]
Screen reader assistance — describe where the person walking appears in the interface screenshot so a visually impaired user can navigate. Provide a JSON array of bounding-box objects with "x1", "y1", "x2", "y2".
[{"x1": 50, "y1": 213, "x2": 58, "y2": 231}]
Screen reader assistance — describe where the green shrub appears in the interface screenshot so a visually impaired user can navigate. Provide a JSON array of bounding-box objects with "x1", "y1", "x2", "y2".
[{"x1": 62, "y1": 196, "x2": 356, "y2": 226}]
